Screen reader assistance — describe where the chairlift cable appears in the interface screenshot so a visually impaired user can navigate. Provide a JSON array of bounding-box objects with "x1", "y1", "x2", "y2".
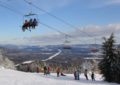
[
  {"x1": 24, "y1": 0, "x2": 99, "y2": 47},
  {"x1": 0, "y1": 1, "x2": 99, "y2": 45},
  {"x1": 0, "y1": 1, "x2": 23, "y2": 16},
  {"x1": 23, "y1": 0, "x2": 94, "y2": 37},
  {"x1": 0, "y1": 1, "x2": 66, "y2": 34},
  {"x1": 3, "y1": 0, "x2": 98, "y2": 45},
  {"x1": 39, "y1": 21, "x2": 71, "y2": 37},
  {"x1": 2, "y1": 0, "x2": 98, "y2": 44}
]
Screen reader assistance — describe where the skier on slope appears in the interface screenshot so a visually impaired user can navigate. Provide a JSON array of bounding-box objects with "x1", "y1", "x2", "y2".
[
  {"x1": 74, "y1": 70, "x2": 77, "y2": 80},
  {"x1": 36, "y1": 66, "x2": 40, "y2": 73},
  {"x1": 43, "y1": 66, "x2": 47, "y2": 75},
  {"x1": 74, "y1": 70, "x2": 80, "y2": 80},
  {"x1": 56, "y1": 67, "x2": 60, "y2": 77},
  {"x1": 84, "y1": 69, "x2": 88, "y2": 80},
  {"x1": 47, "y1": 66, "x2": 51, "y2": 74},
  {"x1": 91, "y1": 71, "x2": 95, "y2": 81}
]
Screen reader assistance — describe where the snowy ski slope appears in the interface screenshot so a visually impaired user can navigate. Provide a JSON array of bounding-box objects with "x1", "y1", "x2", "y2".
[{"x1": 0, "y1": 68, "x2": 119, "y2": 85}]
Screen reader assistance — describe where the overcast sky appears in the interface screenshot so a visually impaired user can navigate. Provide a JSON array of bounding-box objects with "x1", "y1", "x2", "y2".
[{"x1": 0, "y1": 0, "x2": 120, "y2": 46}]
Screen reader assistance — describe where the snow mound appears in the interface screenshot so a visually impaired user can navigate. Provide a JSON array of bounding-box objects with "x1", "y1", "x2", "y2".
[
  {"x1": 0, "y1": 69, "x2": 119, "y2": 85},
  {"x1": 0, "y1": 66, "x2": 5, "y2": 70}
]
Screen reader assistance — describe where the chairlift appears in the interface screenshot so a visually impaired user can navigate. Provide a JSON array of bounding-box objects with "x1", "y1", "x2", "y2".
[
  {"x1": 22, "y1": 12, "x2": 39, "y2": 32},
  {"x1": 24, "y1": 12, "x2": 37, "y2": 17},
  {"x1": 63, "y1": 45, "x2": 71, "y2": 49},
  {"x1": 91, "y1": 48, "x2": 99, "y2": 53},
  {"x1": 63, "y1": 35, "x2": 72, "y2": 49},
  {"x1": 90, "y1": 38, "x2": 99, "y2": 53}
]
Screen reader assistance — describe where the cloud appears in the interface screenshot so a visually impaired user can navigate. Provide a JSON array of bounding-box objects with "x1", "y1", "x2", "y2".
[
  {"x1": 1, "y1": 23, "x2": 120, "y2": 46},
  {"x1": 11, "y1": 23, "x2": 120, "y2": 46},
  {"x1": 72, "y1": 24, "x2": 120, "y2": 37},
  {"x1": 22, "y1": 34, "x2": 66, "y2": 45}
]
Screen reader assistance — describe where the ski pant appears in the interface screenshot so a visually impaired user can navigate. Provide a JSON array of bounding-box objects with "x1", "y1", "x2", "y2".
[
  {"x1": 75, "y1": 76, "x2": 79, "y2": 80},
  {"x1": 57, "y1": 72, "x2": 60, "y2": 77},
  {"x1": 85, "y1": 74, "x2": 88, "y2": 80}
]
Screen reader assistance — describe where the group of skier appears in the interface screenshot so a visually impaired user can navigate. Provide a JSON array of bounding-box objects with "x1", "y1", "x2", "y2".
[
  {"x1": 43, "y1": 66, "x2": 51, "y2": 75},
  {"x1": 42, "y1": 66, "x2": 95, "y2": 80},
  {"x1": 43, "y1": 66, "x2": 66, "y2": 77},
  {"x1": 74, "y1": 69, "x2": 95, "y2": 81}
]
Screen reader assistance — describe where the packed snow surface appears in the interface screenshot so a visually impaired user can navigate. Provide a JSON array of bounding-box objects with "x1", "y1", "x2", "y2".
[{"x1": 0, "y1": 69, "x2": 119, "y2": 85}]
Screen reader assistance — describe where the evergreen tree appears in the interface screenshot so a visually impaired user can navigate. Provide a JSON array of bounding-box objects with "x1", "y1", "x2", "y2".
[
  {"x1": 99, "y1": 33, "x2": 120, "y2": 83},
  {"x1": 115, "y1": 50, "x2": 120, "y2": 83}
]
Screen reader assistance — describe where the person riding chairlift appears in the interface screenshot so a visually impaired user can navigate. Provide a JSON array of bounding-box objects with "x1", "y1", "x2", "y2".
[
  {"x1": 22, "y1": 20, "x2": 29, "y2": 31},
  {"x1": 22, "y1": 18, "x2": 38, "y2": 32},
  {"x1": 29, "y1": 19, "x2": 33, "y2": 28},
  {"x1": 24, "y1": 20, "x2": 29, "y2": 27},
  {"x1": 32, "y1": 18, "x2": 38, "y2": 28}
]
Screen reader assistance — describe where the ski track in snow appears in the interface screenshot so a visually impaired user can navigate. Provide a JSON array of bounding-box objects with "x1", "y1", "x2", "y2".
[
  {"x1": 15, "y1": 49, "x2": 62, "y2": 66},
  {"x1": 0, "y1": 69, "x2": 119, "y2": 85},
  {"x1": 42, "y1": 49, "x2": 62, "y2": 61}
]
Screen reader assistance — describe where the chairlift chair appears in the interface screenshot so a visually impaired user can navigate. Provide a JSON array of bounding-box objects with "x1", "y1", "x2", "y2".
[
  {"x1": 63, "y1": 39, "x2": 72, "y2": 49},
  {"x1": 22, "y1": 12, "x2": 39, "y2": 32},
  {"x1": 91, "y1": 48, "x2": 99, "y2": 53}
]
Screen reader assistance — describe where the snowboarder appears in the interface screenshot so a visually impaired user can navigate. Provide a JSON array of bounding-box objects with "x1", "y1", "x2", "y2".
[
  {"x1": 91, "y1": 71, "x2": 95, "y2": 81},
  {"x1": 56, "y1": 67, "x2": 60, "y2": 77},
  {"x1": 84, "y1": 69, "x2": 88, "y2": 80},
  {"x1": 43, "y1": 66, "x2": 47, "y2": 75}
]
